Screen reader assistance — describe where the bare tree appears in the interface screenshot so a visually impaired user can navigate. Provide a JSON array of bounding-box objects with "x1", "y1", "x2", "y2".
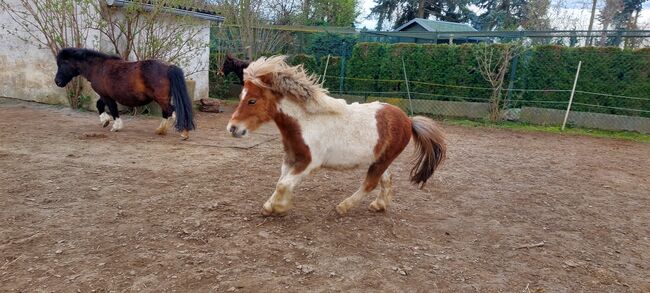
[
  {"x1": 587, "y1": 0, "x2": 598, "y2": 45},
  {"x1": 267, "y1": 0, "x2": 301, "y2": 25},
  {"x1": 598, "y1": 0, "x2": 623, "y2": 46},
  {"x1": 96, "y1": 0, "x2": 209, "y2": 75},
  {"x1": 475, "y1": 44, "x2": 522, "y2": 122},
  {"x1": 214, "y1": 0, "x2": 290, "y2": 58},
  {"x1": 0, "y1": 0, "x2": 97, "y2": 108}
]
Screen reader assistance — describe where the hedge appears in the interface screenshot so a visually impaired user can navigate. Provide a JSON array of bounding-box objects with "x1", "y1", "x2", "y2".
[
  {"x1": 209, "y1": 43, "x2": 650, "y2": 117},
  {"x1": 343, "y1": 43, "x2": 650, "y2": 117}
]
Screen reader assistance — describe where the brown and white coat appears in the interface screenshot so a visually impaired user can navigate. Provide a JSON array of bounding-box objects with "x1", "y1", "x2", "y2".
[{"x1": 227, "y1": 56, "x2": 446, "y2": 216}]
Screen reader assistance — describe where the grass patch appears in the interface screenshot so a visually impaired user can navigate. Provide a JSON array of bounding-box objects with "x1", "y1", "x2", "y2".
[{"x1": 443, "y1": 118, "x2": 650, "y2": 143}]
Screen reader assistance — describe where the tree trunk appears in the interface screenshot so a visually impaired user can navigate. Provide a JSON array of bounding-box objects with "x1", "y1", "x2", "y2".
[
  {"x1": 417, "y1": 0, "x2": 425, "y2": 18},
  {"x1": 587, "y1": 0, "x2": 597, "y2": 46},
  {"x1": 302, "y1": 0, "x2": 311, "y2": 23},
  {"x1": 599, "y1": 23, "x2": 609, "y2": 46}
]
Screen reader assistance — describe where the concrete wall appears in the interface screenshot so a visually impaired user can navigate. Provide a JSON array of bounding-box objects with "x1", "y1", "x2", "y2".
[
  {"x1": 0, "y1": 0, "x2": 67, "y2": 105},
  {"x1": 362, "y1": 97, "x2": 490, "y2": 119},
  {"x1": 335, "y1": 96, "x2": 649, "y2": 133},
  {"x1": 520, "y1": 107, "x2": 650, "y2": 134}
]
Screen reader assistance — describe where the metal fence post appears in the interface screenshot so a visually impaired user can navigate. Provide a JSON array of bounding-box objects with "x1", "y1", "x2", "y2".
[
  {"x1": 505, "y1": 52, "x2": 520, "y2": 107},
  {"x1": 562, "y1": 60, "x2": 582, "y2": 131},
  {"x1": 320, "y1": 54, "x2": 331, "y2": 84},
  {"x1": 401, "y1": 56, "x2": 414, "y2": 116},
  {"x1": 339, "y1": 42, "x2": 346, "y2": 95}
]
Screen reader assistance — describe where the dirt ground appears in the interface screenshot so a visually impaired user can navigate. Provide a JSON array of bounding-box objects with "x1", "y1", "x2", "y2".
[{"x1": 1, "y1": 98, "x2": 648, "y2": 292}]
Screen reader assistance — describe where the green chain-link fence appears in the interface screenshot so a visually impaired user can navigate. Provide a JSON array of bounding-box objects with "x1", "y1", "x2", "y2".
[{"x1": 210, "y1": 28, "x2": 650, "y2": 133}]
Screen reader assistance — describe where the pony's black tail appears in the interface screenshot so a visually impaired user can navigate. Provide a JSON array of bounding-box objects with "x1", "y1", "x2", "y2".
[{"x1": 168, "y1": 65, "x2": 195, "y2": 131}]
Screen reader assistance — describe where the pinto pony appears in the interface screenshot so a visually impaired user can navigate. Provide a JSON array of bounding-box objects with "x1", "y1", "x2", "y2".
[
  {"x1": 54, "y1": 48, "x2": 195, "y2": 139},
  {"x1": 227, "y1": 56, "x2": 447, "y2": 216},
  {"x1": 219, "y1": 54, "x2": 249, "y2": 85}
]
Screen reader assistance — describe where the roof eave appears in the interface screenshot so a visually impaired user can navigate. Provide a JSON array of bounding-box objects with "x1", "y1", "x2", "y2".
[
  {"x1": 394, "y1": 19, "x2": 425, "y2": 32},
  {"x1": 106, "y1": 0, "x2": 225, "y2": 22}
]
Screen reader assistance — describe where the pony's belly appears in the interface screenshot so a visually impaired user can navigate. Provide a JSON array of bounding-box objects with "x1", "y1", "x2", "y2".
[
  {"x1": 114, "y1": 96, "x2": 153, "y2": 107},
  {"x1": 318, "y1": 144, "x2": 376, "y2": 170}
]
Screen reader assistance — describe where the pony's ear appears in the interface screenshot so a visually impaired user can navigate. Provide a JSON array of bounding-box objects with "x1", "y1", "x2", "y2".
[{"x1": 258, "y1": 73, "x2": 274, "y2": 87}]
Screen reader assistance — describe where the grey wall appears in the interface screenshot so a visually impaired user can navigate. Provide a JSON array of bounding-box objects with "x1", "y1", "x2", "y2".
[{"x1": 520, "y1": 107, "x2": 650, "y2": 134}]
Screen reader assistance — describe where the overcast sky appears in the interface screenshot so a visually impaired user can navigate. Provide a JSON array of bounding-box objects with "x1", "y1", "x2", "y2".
[{"x1": 355, "y1": 0, "x2": 650, "y2": 30}]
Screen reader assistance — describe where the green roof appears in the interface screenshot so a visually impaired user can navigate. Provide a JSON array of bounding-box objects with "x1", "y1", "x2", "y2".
[{"x1": 395, "y1": 18, "x2": 477, "y2": 32}]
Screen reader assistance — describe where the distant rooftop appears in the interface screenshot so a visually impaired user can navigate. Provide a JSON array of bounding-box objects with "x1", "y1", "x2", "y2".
[{"x1": 394, "y1": 18, "x2": 477, "y2": 32}]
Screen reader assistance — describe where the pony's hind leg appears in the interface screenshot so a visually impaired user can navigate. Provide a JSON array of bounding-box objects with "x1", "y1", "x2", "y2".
[
  {"x1": 97, "y1": 99, "x2": 111, "y2": 128},
  {"x1": 336, "y1": 163, "x2": 387, "y2": 215},
  {"x1": 369, "y1": 171, "x2": 393, "y2": 212},
  {"x1": 105, "y1": 98, "x2": 123, "y2": 132},
  {"x1": 336, "y1": 156, "x2": 395, "y2": 216},
  {"x1": 155, "y1": 105, "x2": 175, "y2": 136}
]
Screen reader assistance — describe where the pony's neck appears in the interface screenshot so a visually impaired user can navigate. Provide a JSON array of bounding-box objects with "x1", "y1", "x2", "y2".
[
  {"x1": 277, "y1": 98, "x2": 309, "y2": 121},
  {"x1": 278, "y1": 93, "x2": 347, "y2": 118},
  {"x1": 77, "y1": 57, "x2": 110, "y2": 80}
]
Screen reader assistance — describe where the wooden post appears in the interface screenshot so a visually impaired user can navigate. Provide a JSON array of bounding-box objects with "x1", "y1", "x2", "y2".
[{"x1": 562, "y1": 61, "x2": 582, "y2": 131}]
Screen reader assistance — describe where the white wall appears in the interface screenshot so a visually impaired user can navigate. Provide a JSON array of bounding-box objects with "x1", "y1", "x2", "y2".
[
  {"x1": 186, "y1": 20, "x2": 210, "y2": 101},
  {"x1": 0, "y1": 0, "x2": 67, "y2": 105}
]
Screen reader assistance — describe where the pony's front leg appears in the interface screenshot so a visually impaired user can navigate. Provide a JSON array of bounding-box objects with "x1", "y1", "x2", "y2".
[
  {"x1": 262, "y1": 165, "x2": 307, "y2": 217},
  {"x1": 97, "y1": 99, "x2": 111, "y2": 128},
  {"x1": 105, "y1": 98, "x2": 123, "y2": 132}
]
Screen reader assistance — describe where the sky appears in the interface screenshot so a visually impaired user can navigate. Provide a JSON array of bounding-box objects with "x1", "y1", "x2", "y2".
[{"x1": 355, "y1": 0, "x2": 650, "y2": 31}]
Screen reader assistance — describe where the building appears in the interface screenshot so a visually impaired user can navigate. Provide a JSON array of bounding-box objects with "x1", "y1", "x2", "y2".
[
  {"x1": 0, "y1": 0, "x2": 223, "y2": 107},
  {"x1": 361, "y1": 18, "x2": 484, "y2": 44}
]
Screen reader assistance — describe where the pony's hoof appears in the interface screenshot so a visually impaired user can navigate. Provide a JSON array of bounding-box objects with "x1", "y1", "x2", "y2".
[
  {"x1": 180, "y1": 130, "x2": 189, "y2": 140},
  {"x1": 99, "y1": 113, "x2": 111, "y2": 128},
  {"x1": 155, "y1": 129, "x2": 167, "y2": 135},
  {"x1": 335, "y1": 204, "x2": 349, "y2": 216},
  {"x1": 260, "y1": 207, "x2": 287, "y2": 217},
  {"x1": 369, "y1": 201, "x2": 387, "y2": 212}
]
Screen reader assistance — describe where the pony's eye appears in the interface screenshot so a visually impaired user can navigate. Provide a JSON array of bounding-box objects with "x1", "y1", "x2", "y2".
[{"x1": 248, "y1": 99, "x2": 256, "y2": 105}]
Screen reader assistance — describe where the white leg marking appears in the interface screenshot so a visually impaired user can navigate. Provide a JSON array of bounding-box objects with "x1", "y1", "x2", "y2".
[
  {"x1": 99, "y1": 112, "x2": 111, "y2": 127},
  {"x1": 370, "y1": 172, "x2": 393, "y2": 212},
  {"x1": 111, "y1": 118, "x2": 123, "y2": 132},
  {"x1": 336, "y1": 187, "x2": 371, "y2": 215},
  {"x1": 262, "y1": 165, "x2": 307, "y2": 216},
  {"x1": 168, "y1": 112, "x2": 177, "y2": 130},
  {"x1": 155, "y1": 118, "x2": 167, "y2": 135}
]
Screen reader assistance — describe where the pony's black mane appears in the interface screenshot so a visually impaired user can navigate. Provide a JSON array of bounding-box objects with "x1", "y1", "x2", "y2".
[{"x1": 57, "y1": 48, "x2": 122, "y2": 62}]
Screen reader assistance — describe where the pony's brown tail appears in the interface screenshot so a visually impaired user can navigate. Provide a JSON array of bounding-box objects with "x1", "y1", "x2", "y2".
[{"x1": 409, "y1": 116, "x2": 447, "y2": 188}]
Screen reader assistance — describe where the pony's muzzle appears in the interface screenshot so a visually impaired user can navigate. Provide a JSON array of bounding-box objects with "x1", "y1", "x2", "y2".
[{"x1": 227, "y1": 123, "x2": 247, "y2": 138}]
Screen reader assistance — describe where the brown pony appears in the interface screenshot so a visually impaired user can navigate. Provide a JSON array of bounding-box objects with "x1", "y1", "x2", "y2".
[
  {"x1": 227, "y1": 56, "x2": 447, "y2": 216},
  {"x1": 219, "y1": 54, "x2": 249, "y2": 85},
  {"x1": 54, "y1": 48, "x2": 195, "y2": 139}
]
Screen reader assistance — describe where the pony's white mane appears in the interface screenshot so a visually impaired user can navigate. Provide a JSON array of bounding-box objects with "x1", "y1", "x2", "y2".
[{"x1": 244, "y1": 55, "x2": 346, "y2": 114}]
